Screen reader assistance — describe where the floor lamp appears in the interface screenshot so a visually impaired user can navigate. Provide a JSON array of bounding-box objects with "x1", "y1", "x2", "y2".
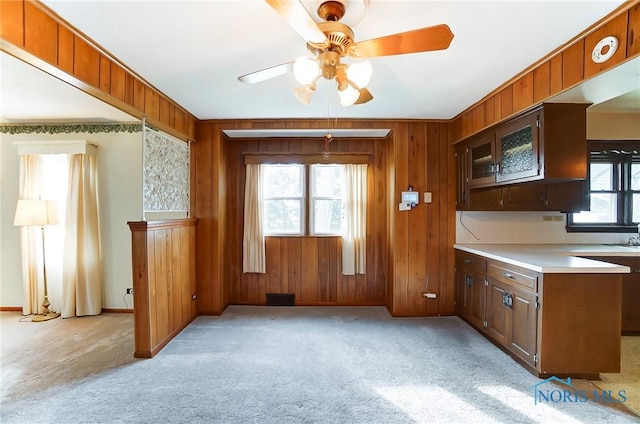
[{"x1": 14, "y1": 199, "x2": 61, "y2": 322}]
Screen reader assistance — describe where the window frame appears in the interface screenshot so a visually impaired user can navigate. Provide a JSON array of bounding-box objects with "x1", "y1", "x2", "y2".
[
  {"x1": 262, "y1": 163, "x2": 306, "y2": 236},
  {"x1": 567, "y1": 141, "x2": 640, "y2": 233},
  {"x1": 309, "y1": 164, "x2": 345, "y2": 236}
]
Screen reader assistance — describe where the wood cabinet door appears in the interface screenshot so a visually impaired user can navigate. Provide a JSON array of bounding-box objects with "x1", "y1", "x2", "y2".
[
  {"x1": 469, "y1": 271, "x2": 487, "y2": 329},
  {"x1": 502, "y1": 184, "x2": 544, "y2": 211},
  {"x1": 486, "y1": 278, "x2": 510, "y2": 345},
  {"x1": 455, "y1": 145, "x2": 468, "y2": 210},
  {"x1": 545, "y1": 180, "x2": 589, "y2": 213},
  {"x1": 509, "y1": 285, "x2": 538, "y2": 367},
  {"x1": 468, "y1": 133, "x2": 497, "y2": 188},
  {"x1": 495, "y1": 110, "x2": 540, "y2": 184},
  {"x1": 455, "y1": 265, "x2": 470, "y2": 318}
]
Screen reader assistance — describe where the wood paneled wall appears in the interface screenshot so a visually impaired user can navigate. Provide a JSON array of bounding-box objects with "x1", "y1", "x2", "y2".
[
  {"x1": 0, "y1": 0, "x2": 196, "y2": 141},
  {"x1": 226, "y1": 136, "x2": 388, "y2": 306},
  {"x1": 128, "y1": 219, "x2": 197, "y2": 358},
  {"x1": 450, "y1": 1, "x2": 640, "y2": 144},
  {"x1": 194, "y1": 122, "x2": 229, "y2": 315},
  {"x1": 194, "y1": 119, "x2": 456, "y2": 317}
]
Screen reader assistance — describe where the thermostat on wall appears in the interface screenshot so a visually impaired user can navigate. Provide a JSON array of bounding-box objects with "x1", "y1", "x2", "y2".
[{"x1": 401, "y1": 191, "x2": 419, "y2": 205}]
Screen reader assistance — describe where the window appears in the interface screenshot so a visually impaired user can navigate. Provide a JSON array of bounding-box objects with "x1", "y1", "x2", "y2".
[
  {"x1": 568, "y1": 143, "x2": 640, "y2": 232},
  {"x1": 262, "y1": 164, "x2": 344, "y2": 236},
  {"x1": 310, "y1": 165, "x2": 344, "y2": 235},
  {"x1": 263, "y1": 164, "x2": 305, "y2": 235}
]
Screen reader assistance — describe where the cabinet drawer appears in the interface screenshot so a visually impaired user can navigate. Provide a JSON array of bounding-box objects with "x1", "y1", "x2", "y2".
[
  {"x1": 488, "y1": 261, "x2": 538, "y2": 290},
  {"x1": 456, "y1": 252, "x2": 487, "y2": 273}
]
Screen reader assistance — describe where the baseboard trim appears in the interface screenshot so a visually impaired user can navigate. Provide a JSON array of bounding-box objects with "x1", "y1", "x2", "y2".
[
  {"x1": 0, "y1": 307, "x2": 22, "y2": 312},
  {"x1": 102, "y1": 308, "x2": 133, "y2": 314}
]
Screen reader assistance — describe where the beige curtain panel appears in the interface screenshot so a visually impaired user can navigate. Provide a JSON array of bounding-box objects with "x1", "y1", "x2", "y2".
[
  {"x1": 243, "y1": 164, "x2": 266, "y2": 273},
  {"x1": 62, "y1": 153, "x2": 102, "y2": 317},
  {"x1": 342, "y1": 164, "x2": 367, "y2": 275}
]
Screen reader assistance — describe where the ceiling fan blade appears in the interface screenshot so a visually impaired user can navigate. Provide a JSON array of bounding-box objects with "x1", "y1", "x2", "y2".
[
  {"x1": 265, "y1": 0, "x2": 328, "y2": 45},
  {"x1": 238, "y1": 61, "x2": 294, "y2": 84},
  {"x1": 354, "y1": 88, "x2": 373, "y2": 105},
  {"x1": 349, "y1": 24, "x2": 454, "y2": 58}
]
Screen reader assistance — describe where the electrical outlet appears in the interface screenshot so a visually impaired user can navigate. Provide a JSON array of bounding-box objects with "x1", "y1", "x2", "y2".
[{"x1": 126, "y1": 288, "x2": 134, "y2": 295}]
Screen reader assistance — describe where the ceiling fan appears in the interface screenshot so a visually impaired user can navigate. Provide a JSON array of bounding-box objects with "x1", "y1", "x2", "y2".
[{"x1": 238, "y1": 0, "x2": 454, "y2": 107}]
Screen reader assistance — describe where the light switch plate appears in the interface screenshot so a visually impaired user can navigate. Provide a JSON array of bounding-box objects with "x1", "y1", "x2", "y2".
[
  {"x1": 424, "y1": 192, "x2": 432, "y2": 203},
  {"x1": 399, "y1": 203, "x2": 411, "y2": 211}
]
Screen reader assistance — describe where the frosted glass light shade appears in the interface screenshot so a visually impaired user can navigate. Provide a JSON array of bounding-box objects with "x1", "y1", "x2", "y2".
[
  {"x1": 14, "y1": 199, "x2": 60, "y2": 226},
  {"x1": 293, "y1": 84, "x2": 316, "y2": 105},
  {"x1": 338, "y1": 84, "x2": 359, "y2": 106},
  {"x1": 293, "y1": 57, "x2": 320, "y2": 85},
  {"x1": 346, "y1": 61, "x2": 372, "y2": 88}
]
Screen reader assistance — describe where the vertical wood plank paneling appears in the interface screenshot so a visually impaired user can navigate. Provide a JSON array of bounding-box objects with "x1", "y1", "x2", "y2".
[
  {"x1": 392, "y1": 123, "x2": 409, "y2": 314},
  {"x1": 425, "y1": 123, "x2": 441, "y2": 316},
  {"x1": 129, "y1": 220, "x2": 198, "y2": 357},
  {"x1": 24, "y1": 1, "x2": 57, "y2": 64},
  {"x1": 289, "y1": 237, "x2": 302, "y2": 302},
  {"x1": 266, "y1": 237, "x2": 282, "y2": 294},
  {"x1": 500, "y1": 86, "x2": 513, "y2": 119},
  {"x1": 57, "y1": 25, "x2": 74, "y2": 73},
  {"x1": 549, "y1": 54, "x2": 563, "y2": 96},
  {"x1": 1, "y1": 0, "x2": 25, "y2": 47},
  {"x1": 145, "y1": 87, "x2": 160, "y2": 121},
  {"x1": 562, "y1": 40, "x2": 585, "y2": 89},
  {"x1": 110, "y1": 62, "x2": 125, "y2": 102},
  {"x1": 318, "y1": 238, "x2": 330, "y2": 302},
  {"x1": 442, "y1": 124, "x2": 456, "y2": 315},
  {"x1": 533, "y1": 61, "x2": 550, "y2": 103},
  {"x1": 195, "y1": 123, "x2": 213, "y2": 312},
  {"x1": 124, "y1": 73, "x2": 134, "y2": 106},
  {"x1": 154, "y1": 230, "x2": 169, "y2": 345},
  {"x1": 471, "y1": 105, "x2": 485, "y2": 133},
  {"x1": 73, "y1": 36, "x2": 100, "y2": 87},
  {"x1": 159, "y1": 97, "x2": 171, "y2": 127},
  {"x1": 99, "y1": 55, "x2": 110, "y2": 93},
  {"x1": 147, "y1": 231, "x2": 158, "y2": 348},
  {"x1": 629, "y1": 4, "x2": 640, "y2": 57},
  {"x1": 407, "y1": 123, "x2": 427, "y2": 315},
  {"x1": 133, "y1": 78, "x2": 146, "y2": 111},
  {"x1": 513, "y1": 72, "x2": 534, "y2": 113},
  {"x1": 484, "y1": 96, "x2": 496, "y2": 128},
  {"x1": 301, "y1": 238, "x2": 319, "y2": 303},
  {"x1": 171, "y1": 227, "x2": 182, "y2": 333}
]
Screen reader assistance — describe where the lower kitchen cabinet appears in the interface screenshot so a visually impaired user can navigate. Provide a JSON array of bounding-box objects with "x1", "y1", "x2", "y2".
[
  {"x1": 583, "y1": 256, "x2": 640, "y2": 334},
  {"x1": 455, "y1": 251, "x2": 621, "y2": 378}
]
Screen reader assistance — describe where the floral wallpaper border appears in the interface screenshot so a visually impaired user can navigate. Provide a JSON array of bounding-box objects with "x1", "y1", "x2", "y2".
[{"x1": 0, "y1": 123, "x2": 142, "y2": 135}]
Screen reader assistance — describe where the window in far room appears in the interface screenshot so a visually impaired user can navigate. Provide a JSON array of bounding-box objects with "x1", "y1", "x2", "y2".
[{"x1": 568, "y1": 142, "x2": 640, "y2": 232}]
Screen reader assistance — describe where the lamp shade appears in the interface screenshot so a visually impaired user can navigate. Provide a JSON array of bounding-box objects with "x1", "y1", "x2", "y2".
[
  {"x1": 293, "y1": 56, "x2": 320, "y2": 85},
  {"x1": 346, "y1": 61, "x2": 372, "y2": 89},
  {"x1": 293, "y1": 84, "x2": 316, "y2": 105},
  {"x1": 338, "y1": 84, "x2": 360, "y2": 107},
  {"x1": 14, "y1": 199, "x2": 60, "y2": 227}
]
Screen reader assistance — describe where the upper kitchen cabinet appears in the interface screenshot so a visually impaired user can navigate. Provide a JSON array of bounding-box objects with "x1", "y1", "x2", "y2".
[{"x1": 464, "y1": 103, "x2": 589, "y2": 189}]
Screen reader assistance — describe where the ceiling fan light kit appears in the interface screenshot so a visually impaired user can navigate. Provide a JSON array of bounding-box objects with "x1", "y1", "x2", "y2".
[{"x1": 241, "y1": 0, "x2": 454, "y2": 107}]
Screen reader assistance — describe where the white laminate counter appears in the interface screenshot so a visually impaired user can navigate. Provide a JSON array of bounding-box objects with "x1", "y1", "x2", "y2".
[{"x1": 453, "y1": 244, "x2": 634, "y2": 274}]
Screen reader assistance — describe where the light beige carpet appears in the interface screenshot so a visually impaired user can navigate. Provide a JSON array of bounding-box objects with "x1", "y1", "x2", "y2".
[
  {"x1": 1, "y1": 308, "x2": 638, "y2": 423},
  {"x1": 593, "y1": 336, "x2": 640, "y2": 416}
]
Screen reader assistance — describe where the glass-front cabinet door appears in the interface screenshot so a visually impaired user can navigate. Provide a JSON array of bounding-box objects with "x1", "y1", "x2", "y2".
[
  {"x1": 468, "y1": 132, "x2": 497, "y2": 188},
  {"x1": 495, "y1": 111, "x2": 540, "y2": 183}
]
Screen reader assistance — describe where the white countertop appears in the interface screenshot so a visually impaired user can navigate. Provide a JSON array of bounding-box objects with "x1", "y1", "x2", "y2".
[{"x1": 453, "y1": 244, "x2": 634, "y2": 274}]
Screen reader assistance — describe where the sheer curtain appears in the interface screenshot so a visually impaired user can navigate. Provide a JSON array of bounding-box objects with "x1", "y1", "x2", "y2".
[
  {"x1": 18, "y1": 155, "x2": 44, "y2": 315},
  {"x1": 17, "y1": 154, "x2": 67, "y2": 315},
  {"x1": 243, "y1": 164, "x2": 266, "y2": 273},
  {"x1": 342, "y1": 164, "x2": 367, "y2": 275},
  {"x1": 62, "y1": 153, "x2": 102, "y2": 317}
]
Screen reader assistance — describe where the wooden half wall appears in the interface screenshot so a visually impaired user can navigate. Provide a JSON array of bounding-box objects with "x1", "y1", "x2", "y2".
[
  {"x1": 128, "y1": 219, "x2": 198, "y2": 358},
  {"x1": 194, "y1": 120, "x2": 456, "y2": 317}
]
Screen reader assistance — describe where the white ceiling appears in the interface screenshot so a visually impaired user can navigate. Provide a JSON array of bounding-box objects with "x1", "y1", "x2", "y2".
[{"x1": 0, "y1": 0, "x2": 637, "y2": 124}]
